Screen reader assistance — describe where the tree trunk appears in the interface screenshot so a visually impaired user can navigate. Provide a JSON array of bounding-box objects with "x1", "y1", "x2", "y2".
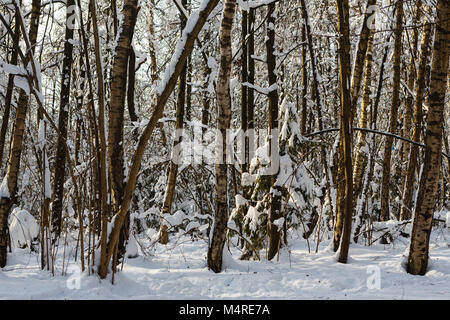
[
  {"x1": 400, "y1": 0, "x2": 422, "y2": 195},
  {"x1": 127, "y1": 48, "x2": 138, "y2": 124},
  {"x1": 99, "y1": 0, "x2": 221, "y2": 279},
  {"x1": 241, "y1": 8, "x2": 248, "y2": 174},
  {"x1": 266, "y1": 2, "x2": 282, "y2": 261},
  {"x1": 300, "y1": 0, "x2": 334, "y2": 244},
  {"x1": 107, "y1": 0, "x2": 139, "y2": 260},
  {"x1": 349, "y1": 0, "x2": 376, "y2": 124},
  {"x1": 0, "y1": 0, "x2": 41, "y2": 268},
  {"x1": 353, "y1": 31, "x2": 374, "y2": 207},
  {"x1": 159, "y1": 0, "x2": 188, "y2": 245},
  {"x1": 335, "y1": 0, "x2": 353, "y2": 263},
  {"x1": 207, "y1": 0, "x2": 236, "y2": 273},
  {"x1": 247, "y1": 7, "x2": 255, "y2": 162},
  {"x1": 52, "y1": 0, "x2": 75, "y2": 239},
  {"x1": 380, "y1": 0, "x2": 403, "y2": 221},
  {"x1": 407, "y1": 0, "x2": 449, "y2": 275},
  {"x1": 148, "y1": 0, "x2": 168, "y2": 146},
  {"x1": 300, "y1": 20, "x2": 308, "y2": 136},
  {"x1": 400, "y1": 8, "x2": 432, "y2": 220},
  {"x1": 0, "y1": 12, "x2": 19, "y2": 169},
  {"x1": 89, "y1": 0, "x2": 110, "y2": 277}
]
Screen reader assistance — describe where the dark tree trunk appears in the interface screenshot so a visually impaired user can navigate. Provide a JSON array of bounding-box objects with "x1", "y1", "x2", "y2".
[
  {"x1": 52, "y1": 0, "x2": 76, "y2": 239},
  {"x1": 335, "y1": 0, "x2": 353, "y2": 263}
]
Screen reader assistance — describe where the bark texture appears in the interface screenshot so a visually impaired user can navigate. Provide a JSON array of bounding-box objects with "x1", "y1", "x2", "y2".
[
  {"x1": 266, "y1": 2, "x2": 282, "y2": 261},
  {"x1": 207, "y1": 0, "x2": 236, "y2": 273},
  {"x1": 400, "y1": 0, "x2": 422, "y2": 194},
  {"x1": 107, "y1": 0, "x2": 139, "y2": 260},
  {"x1": 0, "y1": 0, "x2": 41, "y2": 267},
  {"x1": 380, "y1": 0, "x2": 403, "y2": 221},
  {"x1": 400, "y1": 8, "x2": 432, "y2": 220},
  {"x1": 353, "y1": 31, "x2": 374, "y2": 207},
  {"x1": 407, "y1": 0, "x2": 449, "y2": 276},
  {"x1": 159, "y1": 0, "x2": 188, "y2": 244},
  {"x1": 349, "y1": 0, "x2": 376, "y2": 124},
  {"x1": 208, "y1": 0, "x2": 236, "y2": 273},
  {"x1": 335, "y1": 0, "x2": 353, "y2": 263},
  {"x1": 52, "y1": 0, "x2": 75, "y2": 238}
]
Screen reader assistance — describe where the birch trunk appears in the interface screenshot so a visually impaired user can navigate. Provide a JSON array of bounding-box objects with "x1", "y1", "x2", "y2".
[
  {"x1": 353, "y1": 31, "x2": 374, "y2": 207},
  {"x1": 159, "y1": 0, "x2": 188, "y2": 244},
  {"x1": 0, "y1": 12, "x2": 19, "y2": 169},
  {"x1": 349, "y1": 0, "x2": 376, "y2": 124},
  {"x1": 99, "y1": 0, "x2": 221, "y2": 278},
  {"x1": 207, "y1": 0, "x2": 236, "y2": 273},
  {"x1": 400, "y1": 0, "x2": 422, "y2": 194},
  {"x1": 400, "y1": 8, "x2": 432, "y2": 221},
  {"x1": 380, "y1": 0, "x2": 403, "y2": 221},
  {"x1": 407, "y1": 0, "x2": 449, "y2": 275},
  {"x1": 0, "y1": 0, "x2": 41, "y2": 267},
  {"x1": 107, "y1": 0, "x2": 139, "y2": 260},
  {"x1": 90, "y1": 0, "x2": 110, "y2": 276}
]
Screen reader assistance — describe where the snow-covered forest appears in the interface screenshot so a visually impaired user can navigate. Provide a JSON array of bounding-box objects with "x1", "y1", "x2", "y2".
[{"x1": 0, "y1": 0, "x2": 449, "y2": 300}]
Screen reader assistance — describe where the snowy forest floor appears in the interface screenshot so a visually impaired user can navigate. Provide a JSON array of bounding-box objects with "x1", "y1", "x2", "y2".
[{"x1": 1, "y1": 228, "x2": 449, "y2": 299}]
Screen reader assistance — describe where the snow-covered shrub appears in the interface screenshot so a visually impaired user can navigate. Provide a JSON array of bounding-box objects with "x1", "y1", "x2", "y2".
[
  {"x1": 231, "y1": 98, "x2": 321, "y2": 259},
  {"x1": 8, "y1": 208, "x2": 39, "y2": 249}
]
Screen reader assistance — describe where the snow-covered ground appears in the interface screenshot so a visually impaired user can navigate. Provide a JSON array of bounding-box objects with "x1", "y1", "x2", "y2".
[{"x1": 1, "y1": 229, "x2": 449, "y2": 300}]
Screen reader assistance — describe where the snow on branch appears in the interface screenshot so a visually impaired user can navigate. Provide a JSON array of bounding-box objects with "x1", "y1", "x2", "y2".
[
  {"x1": 242, "y1": 82, "x2": 277, "y2": 95},
  {"x1": 304, "y1": 127, "x2": 450, "y2": 159},
  {"x1": 237, "y1": 0, "x2": 279, "y2": 10}
]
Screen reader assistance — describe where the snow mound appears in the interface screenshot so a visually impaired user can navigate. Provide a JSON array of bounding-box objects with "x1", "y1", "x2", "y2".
[
  {"x1": 125, "y1": 236, "x2": 139, "y2": 259},
  {"x1": 9, "y1": 208, "x2": 39, "y2": 249},
  {"x1": 222, "y1": 248, "x2": 246, "y2": 272}
]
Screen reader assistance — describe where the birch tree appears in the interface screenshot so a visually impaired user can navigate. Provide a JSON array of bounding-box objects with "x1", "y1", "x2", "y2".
[
  {"x1": 407, "y1": 0, "x2": 449, "y2": 275},
  {"x1": 207, "y1": 0, "x2": 237, "y2": 273}
]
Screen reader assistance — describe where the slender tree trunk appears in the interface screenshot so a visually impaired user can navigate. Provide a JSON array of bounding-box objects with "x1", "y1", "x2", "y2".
[
  {"x1": 74, "y1": 55, "x2": 86, "y2": 167},
  {"x1": 247, "y1": 7, "x2": 255, "y2": 161},
  {"x1": 407, "y1": 0, "x2": 449, "y2": 275},
  {"x1": 349, "y1": 0, "x2": 376, "y2": 124},
  {"x1": 352, "y1": 30, "x2": 374, "y2": 241},
  {"x1": 159, "y1": 0, "x2": 188, "y2": 244},
  {"x1": 89, "y1": 0, "x2": 110, "y2": 275},
  {"x1": 186, "y1": 55, "x2": 192, "y2": 122},
  {"x1": 300, "y1": 20, "x2": 308, "y2": 136},
  {"x1": 354, "y1": 24, "x2": 391, "y2": 243},
  {"x1": 207, "y1": 0, "x2": 236, "y2": 273},
  {"x1": 52, "y1": 0, "x2": 75, "y2": 239},
  {"x1": 0, "y1": 12, "x2": 19, "y2": 169},
  {"x1": 241, "y1": 8, "x2": 248, "y2": 175},
  {"x1": 300, "y1": 0, "x2": 334, "y2": 242},
  {"x1": 147, "y1": 0, "x2": 168, "y2": 146},
  {"x1": 400, "y1": 0, "x2": 422, "y2": 194},
  {"x1": 108, "y1": 0, "x2": 139, "y2": 211},
  {"x1": 127, "y1": 48, "x2": 138, "y2": 124},
  {"x1": 266, "y1": 2, "x2": 282, "y2": 261},
  {"x1": 239, "y1": 7, "x2": 255, "y2": 256},
  {"x1": 353, "y1": 31, "x2": 374, "y2": 206},
  {"x1": 380, "y1": 0, "x2": 403, "y2": 221},
  {"x1": 400, "y1": 8, "x2": 432, "y2": 220},
  {"x1": 0, "y1": 0, "x2": 41, "y2": 268},
  {"x1": 108, "y1": 0, "x2": 139, "y2": 260},
  {"x1": 335, "y1": 0, "x2": 353, "y2": 263}
]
